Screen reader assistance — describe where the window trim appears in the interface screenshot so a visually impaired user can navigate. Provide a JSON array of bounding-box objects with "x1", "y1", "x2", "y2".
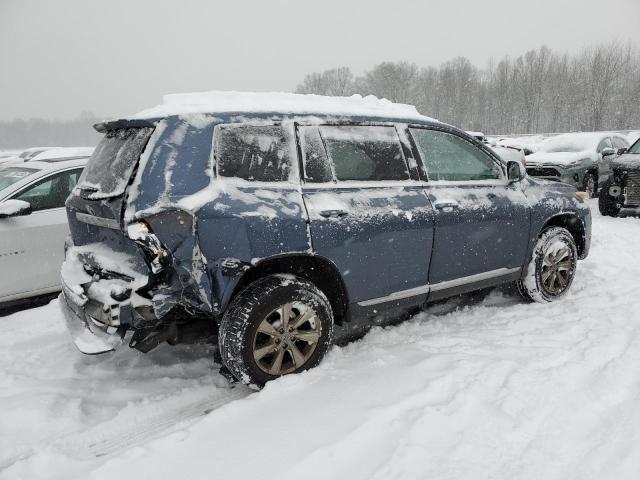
[
  {"x1": 406, "y1": 124, "x2": 507, "y2": 184},
  {"x1": 8, "y1": 166, "x2": 85, "y2": 210}
]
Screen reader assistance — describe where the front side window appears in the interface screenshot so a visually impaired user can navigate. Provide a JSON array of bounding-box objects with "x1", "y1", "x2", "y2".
[
  {"x1": 13, "y1": 168, "x2": 83, "y2": 212},
  {"x1": 319, "y1": 126, "x2": 409, "y2": 181},
  {"x1": 216, "y1": 124, "x2": 295, "y2": 182},
  {"x1": 410, "y1": 128, "x2": 502, "y2": 182}
]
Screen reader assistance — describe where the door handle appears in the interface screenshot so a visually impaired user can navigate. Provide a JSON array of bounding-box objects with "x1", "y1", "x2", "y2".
[
  {"x1": 433, "y1": 201, "x2": 459, "y2": 210},
  {"x1": 319, "y1": 209, "x2": 349, "y2": 218}
]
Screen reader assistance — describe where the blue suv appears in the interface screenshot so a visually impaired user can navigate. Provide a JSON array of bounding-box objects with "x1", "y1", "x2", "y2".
[{"x1": 61, "y1": 92, "x2": 591, "y2": 386}]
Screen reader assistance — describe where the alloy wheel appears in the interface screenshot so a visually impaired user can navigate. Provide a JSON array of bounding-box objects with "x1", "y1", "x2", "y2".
[
  {"x1": 541, "y1": 245, "x2": 575, "y2": 295},
  {"x1": 252, "y1": 302, "x2": 321, "y2": 375}
]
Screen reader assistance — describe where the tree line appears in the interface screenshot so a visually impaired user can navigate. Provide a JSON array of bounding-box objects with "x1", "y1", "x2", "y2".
[
  {"x1": 0, "y1": 112, "x2": 102, "y2": 150},
  {"x1": 295, "y1": 42, "x2": 640, "y2": 135}
]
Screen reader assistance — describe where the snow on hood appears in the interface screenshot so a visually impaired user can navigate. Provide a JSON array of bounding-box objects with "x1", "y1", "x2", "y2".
[
  {"x1": 128, "y1": 91, "x2": 436, "y2": 122},
  {"x1": 526, "y1": 151, "x2": 592, "y2": 166},
  {"x1": 612, "y1": 153, "x2": 640, "y2": 169}
]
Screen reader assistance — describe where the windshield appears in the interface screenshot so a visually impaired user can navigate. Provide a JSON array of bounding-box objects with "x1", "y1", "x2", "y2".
[
  {"x1": 0, "y1": 166, "x2": 39, "y2": 192},
  {"x1": 77, "y1": 127, "x2": 153, "y2": 198},
  {"x1": 628, "y1": 139, "x2": 640, "y2": 154},
  {"x1": 540, "y1": 135, "x2": 595, "y2": 153}
]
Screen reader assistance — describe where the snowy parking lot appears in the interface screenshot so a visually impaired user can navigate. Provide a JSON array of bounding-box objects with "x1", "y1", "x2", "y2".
[{"x1": 1, "y1": 199, "x2": 639, "y2": 480}]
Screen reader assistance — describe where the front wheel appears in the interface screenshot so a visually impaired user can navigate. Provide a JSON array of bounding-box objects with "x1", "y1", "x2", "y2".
[
  {"x1": 598, "y1": 181, "x2": 621, "y2": 217},
  {"x1": 219, "y1": 275, "x2": 334, "y2": 387},
  {"x1": 517, "y1": 227, "x2": 578, "y2": 303}
]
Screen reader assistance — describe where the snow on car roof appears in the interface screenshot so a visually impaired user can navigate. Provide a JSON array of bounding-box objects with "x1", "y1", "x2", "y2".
[
  {"x1": 25, "y1": 157, "x2": 89, "y2": 170},
  {"x1": 30, "y1": 147, "x2": 94, "y2": 162},
  {"x1": 539, "y1": 131, "x2": 624, "y2": 153},
  {"x1": 128, "y1": 90, "x2": 436, "y2": 122}
]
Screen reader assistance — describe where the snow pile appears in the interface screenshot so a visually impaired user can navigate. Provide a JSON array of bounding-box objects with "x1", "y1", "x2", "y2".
[
  {"x1": 129, "y1": 91, "x2": 435, "y2": 122},
  {"x1": 3, "y1": 202, "x2": 640, "y2": 480}
]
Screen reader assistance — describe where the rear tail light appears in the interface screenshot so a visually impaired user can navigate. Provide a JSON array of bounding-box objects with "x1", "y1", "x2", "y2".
[{"x1": 126, "y1": 221, "x2": 168, "y2": 273}]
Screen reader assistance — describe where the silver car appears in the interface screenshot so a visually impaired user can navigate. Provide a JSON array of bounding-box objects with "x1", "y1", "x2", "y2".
[
  {"x1": 0, "y1": 157, "x2": 87, "y2": 306},
  {"x1": 526, "y1": 132, "x2": 629, "y2": 197}
]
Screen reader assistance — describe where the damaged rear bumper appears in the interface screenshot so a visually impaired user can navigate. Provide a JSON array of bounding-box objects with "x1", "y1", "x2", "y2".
[{"x1": 60, "y1": 282, "x2": 124, "y2": 355}]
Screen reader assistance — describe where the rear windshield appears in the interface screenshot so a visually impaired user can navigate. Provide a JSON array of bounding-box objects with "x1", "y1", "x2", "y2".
[
  {"x1": 0, "y1": 166, "x2": 39, "y2": 192},
  {"x1": 77, "y1": 127, "x2": 153, "y2": 198}
]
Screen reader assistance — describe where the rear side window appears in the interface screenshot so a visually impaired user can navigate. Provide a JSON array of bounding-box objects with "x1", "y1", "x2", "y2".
[
  {"x1": 410, "y1": 128, "x2": 502, "y2": 181},
  {"x1": 216, "y1": 125, "x2": 295, "y2": 182},
  {"x1": 320, "y1": 126, "x2": 409, "y2": 181},
  {"x1": 78, "y1": 128, "x2": 153, "y2": 198}
]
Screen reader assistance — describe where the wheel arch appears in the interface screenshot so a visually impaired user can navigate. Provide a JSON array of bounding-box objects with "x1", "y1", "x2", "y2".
[
  {"x1": 541, "y1": 212, "x2": 587, "y2": 258},
  {"x1": 226, "y1": 253, "x2": 349, "y2": 322}
]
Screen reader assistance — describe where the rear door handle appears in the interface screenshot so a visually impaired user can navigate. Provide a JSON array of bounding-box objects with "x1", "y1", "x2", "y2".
[
  {"x1": 433, "y1": 201, "x2": 459, "y2": 210},
  {"x1": 319, "y1": 209, "x2": 349, "y2": 218}
]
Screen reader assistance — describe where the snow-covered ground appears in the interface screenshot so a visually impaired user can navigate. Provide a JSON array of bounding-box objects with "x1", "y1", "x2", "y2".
[{"x1": 2, "y1": 200, "x2": 640, "y2": 480}]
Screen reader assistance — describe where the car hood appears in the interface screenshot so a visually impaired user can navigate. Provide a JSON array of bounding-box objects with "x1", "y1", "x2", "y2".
[
  {"x1": 611, "y1": 153, "x2": 640, "y2": 170},
  {"x1": 526, "y1": 151, "x2": 592, "y2": 167}
]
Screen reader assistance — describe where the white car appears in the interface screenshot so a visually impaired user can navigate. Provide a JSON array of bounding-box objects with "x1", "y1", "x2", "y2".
[
  {"x1": 466, "y1": 131, "x2": 526, "y2": 165},
  {"x1": 0, "y1": 147, "x2": 94, "y2": 165},
  {"x1": 0, "y1": 157, "x2": 87, "y2": 306}
]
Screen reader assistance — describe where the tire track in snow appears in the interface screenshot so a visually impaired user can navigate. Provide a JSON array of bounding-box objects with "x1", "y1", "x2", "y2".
[{"x1": 0, "y1": 385, "x2": 250, "y2": 470}]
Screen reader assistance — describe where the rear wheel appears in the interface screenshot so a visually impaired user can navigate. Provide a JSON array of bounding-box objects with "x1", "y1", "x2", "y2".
[
  {"x1": 517, "y1": 227, "x2": 578, "y2": 303},
  {"x1": 598, "y1": 181, "x2": 621, "y2": 217},
  {"x1": 219, "y1": 275, "x2": 333, "y2": 387}
]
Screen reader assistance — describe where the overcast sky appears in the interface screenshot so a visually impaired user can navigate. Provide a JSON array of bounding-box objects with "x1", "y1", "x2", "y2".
[{"x1": 1, "y1": 0, "x2": 638, "y2": 121}]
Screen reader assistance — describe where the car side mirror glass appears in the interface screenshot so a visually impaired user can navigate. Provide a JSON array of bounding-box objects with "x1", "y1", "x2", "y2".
[
  {"x1": 507, "y1": 160, "x2": 525, "y2": 183},
  {"x1": 0, "y1": 199, "x2": 32, "y2": 218},
  {"x1": 601, "y1": 147, "x2": 616, "y2": 157}
]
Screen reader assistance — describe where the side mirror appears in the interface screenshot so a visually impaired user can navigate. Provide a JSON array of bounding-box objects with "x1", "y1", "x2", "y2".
[
  {"x1": 0, "y1": 199, "x2": 32, "y2": 218},
  {"x1": 507, "y1": 160, "x2": 525, "y2": 183},
  {"x1": 601, "y1": 147, "x2": 616, "y2": 157},
  {"x1": 616, "y1": 147, "x2": 627, "y2": 155}
]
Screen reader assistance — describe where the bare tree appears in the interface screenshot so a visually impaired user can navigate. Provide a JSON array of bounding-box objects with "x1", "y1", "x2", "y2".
[
  {"x1": 295, "y1": 67, "x2": 355, "y2": 96},
  {"x1": 357, "y1": 61, "x2": 420, "y2": 103}
]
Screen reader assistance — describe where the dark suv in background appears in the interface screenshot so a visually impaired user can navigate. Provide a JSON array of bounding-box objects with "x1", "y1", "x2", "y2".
[
  {"x1": 60, "y1": 92, "x2": 591, "y2": 386},
  {"x1": 599, "y1": 136, "x2": 640, "y2": 216}
]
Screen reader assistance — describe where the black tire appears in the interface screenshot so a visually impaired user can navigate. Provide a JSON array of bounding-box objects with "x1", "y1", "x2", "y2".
[
  {"x1": 598, "y1": 181, "x2": 621, "y2": 217},
  {"x1": 516, "y1": 227, "x2": 578, "y2": 303},
  {"x1": 219, "y1": 274, "x2": 333, "y2": 387},
  {"x1": 582, "y1": 172, "x2": 597, "y2": 198}
]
